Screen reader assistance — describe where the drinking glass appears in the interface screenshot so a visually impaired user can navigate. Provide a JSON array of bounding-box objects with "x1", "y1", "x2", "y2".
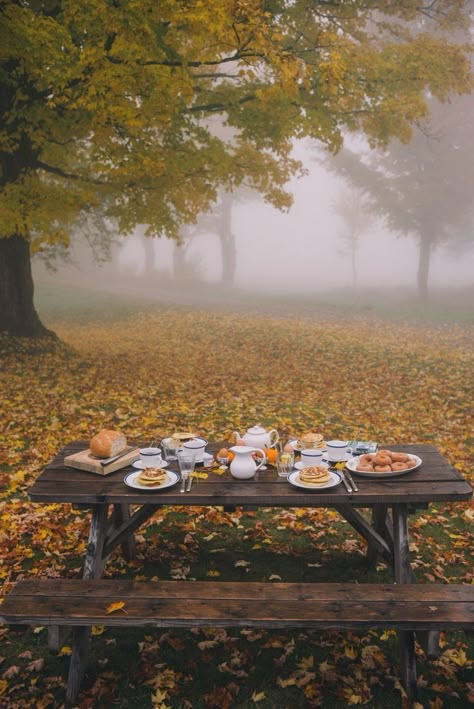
[
  {"x1": 178, "y1": 451, "x2": 196, "y2": 492},
  {"x1": 276, "y1": 451, "x2": 294, "y2": 478},
  {"x1": 217, "y1": 454, "x2": 229, "y2": 470},
  {"x1": 162, "y1": 437, "x2": 180, "y2": 462}
]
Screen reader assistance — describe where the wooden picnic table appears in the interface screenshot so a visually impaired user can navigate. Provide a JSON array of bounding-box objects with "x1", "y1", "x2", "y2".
[
  {"x1": 12, "y1": 441, "x2": 474, "y2": 702},
  {"x1": 29, "y1": 441, "x2": 472, "y2": 582}
]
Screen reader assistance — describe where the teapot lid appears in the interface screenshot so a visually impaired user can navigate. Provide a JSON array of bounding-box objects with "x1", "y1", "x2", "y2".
[{"x1": 247, "y1": 425, "x2": 266, "y2": 434}]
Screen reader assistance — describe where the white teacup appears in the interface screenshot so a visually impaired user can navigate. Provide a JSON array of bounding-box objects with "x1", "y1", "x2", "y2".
[
  {"x1": 326, "y1": 440, "x2": 349, "y2": 462},
  {"x1": 139, "y1": 447, "x2": 164, "y2": 467},
  {"x1": 300, "y1": 448, "x2": 324, "y2": 468},
  {"x1": 183, "y1": 437, "x2": 207, "y2": 462}
]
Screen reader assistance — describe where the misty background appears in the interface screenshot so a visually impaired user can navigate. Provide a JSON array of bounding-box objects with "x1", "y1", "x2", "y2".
[{"x1": 33, "y1": 118, "x2": 474, "y2": 302}]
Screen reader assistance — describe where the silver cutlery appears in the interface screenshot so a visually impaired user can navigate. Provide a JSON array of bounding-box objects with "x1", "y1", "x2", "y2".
[
  {"x1": 335, "y1": 469, "x2": 352, "y2": 493},
  {"x1": 99, "y1": 446, "x2": 137, "y2": 466},
  {"x1": 345, "y1": 470, "x2": 358, "y2": 492}
]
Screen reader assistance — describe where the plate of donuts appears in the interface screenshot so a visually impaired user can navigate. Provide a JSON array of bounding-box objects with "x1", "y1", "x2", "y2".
[{"x1": 346, "y1": 450, "x2": 422, "y2": 478}]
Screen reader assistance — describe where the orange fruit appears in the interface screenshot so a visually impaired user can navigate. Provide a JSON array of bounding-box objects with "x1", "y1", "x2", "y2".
[
  {"x1": 228, "y1": 451, "x2": 234, "y2": 462},
  {"x1": 265, "y1": 447, "x2": 278, "y2": 464}
]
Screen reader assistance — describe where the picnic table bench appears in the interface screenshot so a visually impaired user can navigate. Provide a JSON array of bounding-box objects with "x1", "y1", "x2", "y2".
[{"x1": 1, "y1": 441, "x2": 472, "y2": 705}]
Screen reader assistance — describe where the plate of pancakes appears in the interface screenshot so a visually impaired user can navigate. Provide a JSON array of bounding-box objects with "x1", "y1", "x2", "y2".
[
  {"x1": 288, "y1": 465, "x2": 342, "y2": 491},
  {"x1": 124, "y1": 467, "x2": 180, "y2": 490},
  {"x1": 289, "y1": 433, "x2": 327, "y2": 454},
  {"x1": 346, "y1": 450, "x2": 422, "y2": 478}
]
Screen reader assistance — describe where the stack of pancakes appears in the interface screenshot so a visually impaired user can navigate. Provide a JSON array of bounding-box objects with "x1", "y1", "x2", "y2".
[
  {"x1": 298, "y1": 465, "x2": 331, "y2": 486},
  {"x1": 298, "y1": 432, "x2": 326, "y2": 450},
  {"x1": 137, "y1": 467, "x2": 168, "y2": 487}
]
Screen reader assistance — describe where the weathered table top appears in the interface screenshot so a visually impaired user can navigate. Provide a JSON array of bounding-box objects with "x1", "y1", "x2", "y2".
[{"x1": 29, "y1": 442, "x2": 472, "y2": 507}]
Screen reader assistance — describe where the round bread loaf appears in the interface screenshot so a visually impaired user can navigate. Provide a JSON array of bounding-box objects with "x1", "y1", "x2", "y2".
[{"x1": 90, "y1": 430, "x2": 127, "y2": 458}]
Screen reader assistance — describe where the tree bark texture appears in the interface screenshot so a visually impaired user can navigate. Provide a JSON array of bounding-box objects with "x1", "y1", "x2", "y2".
[
  {"x1": 417, "y1": 230, "x2": 432, "y2": 301},
  {"x1": 220, "y1": 192, "x2": 236, "y2": 287},
  {"x1": 0, "y1": 235, "x2": 54, "y2": 337}
]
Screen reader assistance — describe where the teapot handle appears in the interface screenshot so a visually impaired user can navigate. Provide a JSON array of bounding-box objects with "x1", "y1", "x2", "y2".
[
  {"x1": 254, "y1": 448, "x2": 267, "y2": 471},
  {"x1": 268, "y1": 429, "x2": 280, "y2": 446}
]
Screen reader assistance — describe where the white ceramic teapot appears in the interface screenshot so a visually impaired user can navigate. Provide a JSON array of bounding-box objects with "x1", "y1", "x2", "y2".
[
  {"x1": 234, "y1": 425, "x2": 279, "y2": 450},
  {"x1": 229, "y1": 445, "x2": 267, "y2": 479}
]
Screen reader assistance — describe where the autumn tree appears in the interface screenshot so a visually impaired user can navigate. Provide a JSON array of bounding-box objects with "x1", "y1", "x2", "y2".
[{"x1": 1, "y1": 0, "x2": 472, "y2": 336}]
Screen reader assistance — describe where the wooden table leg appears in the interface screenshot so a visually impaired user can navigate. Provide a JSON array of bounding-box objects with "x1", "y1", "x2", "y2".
[
  {"x1": 112, "y1": 503, "x2": 136, "y2": 561},
  {"x1": 67, "y1": 504, "x2": 109, "y2": 705},
  {"x1": 392, "y1": 504, "x2": 417, "y2": 701},
  {"x1": 367, "y1": 504, "x2": 393, "y2": 569},
  {"x1": 334, "y1": 504, "x2": 393, "y2": 564}
]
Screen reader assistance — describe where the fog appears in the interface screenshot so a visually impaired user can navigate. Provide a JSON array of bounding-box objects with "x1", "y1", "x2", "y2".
[
  {"x1": 36, "y1": 130, "x2": 474, "y2": 308},
  {"x1": 117, "y1": 138, "x2": 473, "y2": 292}
]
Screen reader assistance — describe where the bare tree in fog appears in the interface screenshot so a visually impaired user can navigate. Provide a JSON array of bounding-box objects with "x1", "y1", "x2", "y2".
[
  {"x1": 323, "y1": 93, "x2": 474, "y2": 299},
  {"x1": 332, "y1": 188, "x2": 373, "y2": 290}
]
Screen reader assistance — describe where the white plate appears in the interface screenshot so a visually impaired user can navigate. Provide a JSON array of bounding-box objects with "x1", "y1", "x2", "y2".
[
  {"x1": 346, "y1": 454, "x2": 422, "y2": 478},
  {"x1": 287, "y1": 469, "x2": 342, "y2": 491},
  {"x1": 132, "y1": 460, "x2": 169, "y2": 470},
  {"x1": 124, "y1": 470, "x2": 179, "y2": 491},
  {"x1": 294, "y1": 461, "x2": 329, "y2": 471},
  {"x1": 289, "y1": 439, "x2": 327, "y2": 453}
]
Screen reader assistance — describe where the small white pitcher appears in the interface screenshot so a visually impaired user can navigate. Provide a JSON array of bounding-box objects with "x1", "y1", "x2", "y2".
[{"x1": 229, "y1": 445, "x2": 267, "y2": 480}]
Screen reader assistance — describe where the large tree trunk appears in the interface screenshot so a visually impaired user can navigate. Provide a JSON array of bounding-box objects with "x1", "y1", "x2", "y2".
[
  {"x1": 0, "y1": 235, "x2": 55, "y2": 338},
  {"x1": 220, "y1": 192, "x2": 236, "y2": 287},
  {"x1": 417, "y1": 230, "x2": 432, "y2": 301}
]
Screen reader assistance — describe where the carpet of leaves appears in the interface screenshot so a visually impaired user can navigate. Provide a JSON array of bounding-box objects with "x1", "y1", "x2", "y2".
[{"x1": 0, "y1": 308, "x2": 473, "y2": 709}]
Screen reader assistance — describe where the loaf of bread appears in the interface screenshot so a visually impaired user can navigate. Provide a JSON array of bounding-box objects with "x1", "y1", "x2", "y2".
[{"x1": 90, "y1": 430, "x2": 127, "y2": 458}]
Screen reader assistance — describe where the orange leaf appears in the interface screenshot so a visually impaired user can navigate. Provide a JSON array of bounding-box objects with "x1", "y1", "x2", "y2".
[{"x1": 105, "y1": 600, "x2": 127, "y2": 614}]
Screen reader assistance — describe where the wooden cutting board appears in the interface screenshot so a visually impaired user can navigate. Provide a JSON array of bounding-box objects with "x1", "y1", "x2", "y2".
[{"x1": 64, "y1": 447, "x2": 140, "y2": 475}]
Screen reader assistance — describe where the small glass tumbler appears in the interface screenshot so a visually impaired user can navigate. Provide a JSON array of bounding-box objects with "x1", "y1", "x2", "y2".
[
  {"x1": 162, "y1": 437, "x2": 180, "y2": 462},
  {"x1": 177, "y1": 451, "x2": 196, "y2": 492},
  {"x1": 276, "y1": 451, "x2": 294, "y2": 477}
]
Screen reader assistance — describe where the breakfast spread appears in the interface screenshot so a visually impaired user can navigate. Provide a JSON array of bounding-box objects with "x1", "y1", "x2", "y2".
[{"x1": 298, "y1": 465, "x2": 331, "y2": 486}]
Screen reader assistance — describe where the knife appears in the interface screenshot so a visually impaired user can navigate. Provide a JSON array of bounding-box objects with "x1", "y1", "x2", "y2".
[
  {"x1": 345, "y1": 471, "x2": 358, "y2": 492},
  {"x1": 99, "y1": 446, "x2": 138, "y2": 467},
  {"x1": 340, "y1": 470, "x2": 353, "y2": 493}
]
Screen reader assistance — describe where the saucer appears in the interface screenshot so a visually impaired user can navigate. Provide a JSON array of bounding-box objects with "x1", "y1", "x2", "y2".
[
  {"x1": 132, "y1": 460, "x2": 169, "y2": 470},
  {"x1": 323, "y1": 453, "x2": 351, "y2": 464},
  {"x1": 295, "y1": 461, "x2": 329, "y2": 471}
]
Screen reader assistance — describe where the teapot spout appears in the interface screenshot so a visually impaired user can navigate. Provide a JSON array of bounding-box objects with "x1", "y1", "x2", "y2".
[{"x1": 233, "y1": 430, "x2": 242, "y2": 443}]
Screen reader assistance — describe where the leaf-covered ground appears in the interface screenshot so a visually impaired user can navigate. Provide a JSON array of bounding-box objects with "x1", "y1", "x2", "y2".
[{"x1": 0, "y1": 305, "x2": 473, "y2": 708}]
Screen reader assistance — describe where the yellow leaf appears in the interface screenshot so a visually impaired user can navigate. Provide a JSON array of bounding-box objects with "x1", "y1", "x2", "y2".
[
  {"x1": 251, "y1": 691, "x2": 266, "y2": 702},
  {"x1": 106, "y1": 600, "x2": 127, "y2": 614},
  {"x1": 92, "y1": 625, "x2": 106, "y2": 636},
  {"x1": 344, "y1": 645, "x2": 358, "y2": 659},
  {"x1": 0, "y1": 680, "x2": 7, "y2": 696},
  {"x1": 58, "y1": 646, "x2": 72, "y2": 656}
]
